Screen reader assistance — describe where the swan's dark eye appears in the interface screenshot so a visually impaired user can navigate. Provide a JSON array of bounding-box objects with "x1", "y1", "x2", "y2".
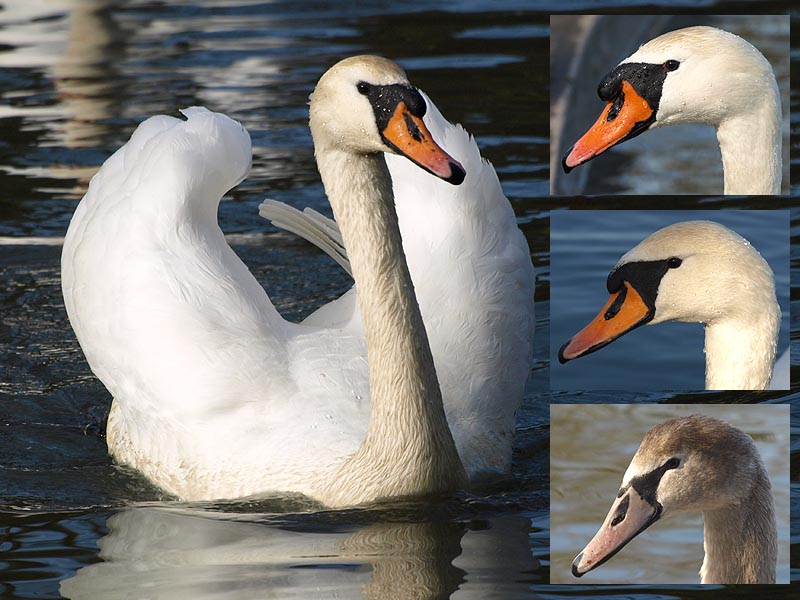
[
  {"x1": 664, "y1": 60, "x2": 680, "y2": 72},
  {"x1": 667, "y1": 257, "x2": 682, "y2": 269},
  {"x1": 664, "y1": 457, "x2": 680, "y2": 469},
  {"x1": 356, "y1": 81, "x2": 370, "y2": 95}
]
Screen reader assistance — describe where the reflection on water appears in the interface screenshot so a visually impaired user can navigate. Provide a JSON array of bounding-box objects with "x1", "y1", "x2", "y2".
[
  {"x1": 550, "y1": 404, "x2": 791, "y2": 584},
  {"x1": 0, "y1": 0, "x2": 126, "y2": 197},
  {"x1": 0, "y1": 0, "x2": 549, "y2": 238},
  {"x1": 58, "y1": 505, "x2": 536, "y2": 599}
]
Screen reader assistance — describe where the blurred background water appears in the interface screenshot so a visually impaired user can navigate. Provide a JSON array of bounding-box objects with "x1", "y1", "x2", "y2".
[{"x1": 0, "y1": 1, "x2": 797, "y2": 599}]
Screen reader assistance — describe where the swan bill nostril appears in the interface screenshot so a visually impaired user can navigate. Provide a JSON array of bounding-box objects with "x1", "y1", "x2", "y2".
[
  {"x1": 605, "y1": 94, "x2": 626, "y2": 123},
  {"x1": 610, "y1": 493, "x2": 630, "y2": 527},
  {"x1": 558, "y1": 282, "x2": 651, "y2": 363},
  {"x1": 380, "y1": 101, "x2": 466, "y2": 185},
  {"x1": 562, "y1": 80, "x2": 656, "y2": 173},
  {"x1": 604, "y1": 284, "x2": 628, "y2": 320}
]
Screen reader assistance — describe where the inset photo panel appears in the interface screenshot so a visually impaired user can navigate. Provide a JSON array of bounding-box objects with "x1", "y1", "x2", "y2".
[
  {"x1": 550, "y1": 403, "x2": 791, "y2": 584},
  {"x1": 550, "y1": 14, "x2": 789, "y2": 195},
  {"x1": 550, "y1": 210, "x2": 790, "y2": 391}
]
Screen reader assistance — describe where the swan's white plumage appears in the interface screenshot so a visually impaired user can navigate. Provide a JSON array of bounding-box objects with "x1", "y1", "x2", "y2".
[
  {"x1": 62, "y1": 65, "x2": 534, "y2": 502},
  {"x1": 64, "y1": 107, "x2": 368, "y2": 500}
]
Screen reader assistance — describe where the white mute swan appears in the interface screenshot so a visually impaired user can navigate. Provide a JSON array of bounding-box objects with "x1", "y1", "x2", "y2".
[
  {"x1": 572, "y1": 414, "x2": 777, "y2": 584},
  {"x1": 60, "y1": 56, "x2": 529, "y2": 506},
  {"x1": 258, "y1": 90, "x2": 535, "y2": 476},
  {"x1": 558, "y1": 221, "x2": 781, "y2": 390},
  {"x1": 562, "y1": 26, "x2": 782, "y2": 194}
]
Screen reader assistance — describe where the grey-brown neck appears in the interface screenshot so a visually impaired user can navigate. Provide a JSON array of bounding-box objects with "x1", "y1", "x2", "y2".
[
  {"x1": 700, "y1": 459, "x2": 776, "y2": 583},
  {"x1": 314, "y1": 148, "x2": 466, "y2": 507}
]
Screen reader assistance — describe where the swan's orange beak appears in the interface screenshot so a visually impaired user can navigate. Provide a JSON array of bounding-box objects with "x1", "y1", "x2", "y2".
[
  {"x1": 558, "y1": 282, "x2": 651, "y2": 363},
  {"x1": 572, "y1": 485, "x2": 661, "y2": 577},
  {"x1": 563, "y1": 81, "x2": 655, "y2": 172},
  {"x1": 381, "y1": 101, "x2": 465, "y2": 185}
]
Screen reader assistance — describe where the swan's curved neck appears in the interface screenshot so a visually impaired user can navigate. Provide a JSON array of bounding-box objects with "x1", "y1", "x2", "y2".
[
  {"x1": 716, "y1": 88, "x2": 782, "y2": 195},
  {"x1": 315, "y1": 148, "x2": 466, "y2": 506},
  {"x1": 704, "y1": 311, "x2": 778, "y2": 390},
  {"x1": 700, "y1": 462, "x2": 776, "y2": 584}
]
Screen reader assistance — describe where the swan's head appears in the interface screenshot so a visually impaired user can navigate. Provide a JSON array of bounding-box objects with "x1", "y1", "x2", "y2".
[
  {"x1": 572, "y1": 414, "x2": 762, "y2": 577},
  {"x1": 309, "y1": 55, "x2": 465, "y2": 184},
  {"x1": 559, "y1": 220, "x2": 777, "y2": 363},
  {"x1": 562, "y1": 26, "x2": 778, "y2": 172}
]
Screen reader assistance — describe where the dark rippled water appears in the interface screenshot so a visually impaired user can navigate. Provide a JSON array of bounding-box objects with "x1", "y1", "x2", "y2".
[{"x1": 0, "y1": 1, "x2": 797, "y2": 599}]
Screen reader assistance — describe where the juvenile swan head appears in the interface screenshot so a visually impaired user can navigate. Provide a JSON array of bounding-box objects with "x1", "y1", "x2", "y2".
[{"x1": 572, "y1": 414, "x2": 777, "y2": 584}]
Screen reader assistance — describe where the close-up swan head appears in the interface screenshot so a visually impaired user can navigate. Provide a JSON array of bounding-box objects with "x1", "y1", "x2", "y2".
[
  {"x1": 561, "y1": 25, "x2": 782, "y2": 194},
  {"x1": 571, "y1": 414, "x2": 778, "y2": 584},
  {"x1": 309, "y1": 55, "x2": 465, "y2": 184},
  {"x1": 628, "y1": 27, "x2": 778, "y2": 131},
  {"x1": 617, "y1": 415, "x2": 759, "y2": 516},
  {"x1": 558, "y1": 220, "x2": 781, "y2": 390},
  {"x1": 615, "y1": 220, "x2": 777, "y2": 327}
]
